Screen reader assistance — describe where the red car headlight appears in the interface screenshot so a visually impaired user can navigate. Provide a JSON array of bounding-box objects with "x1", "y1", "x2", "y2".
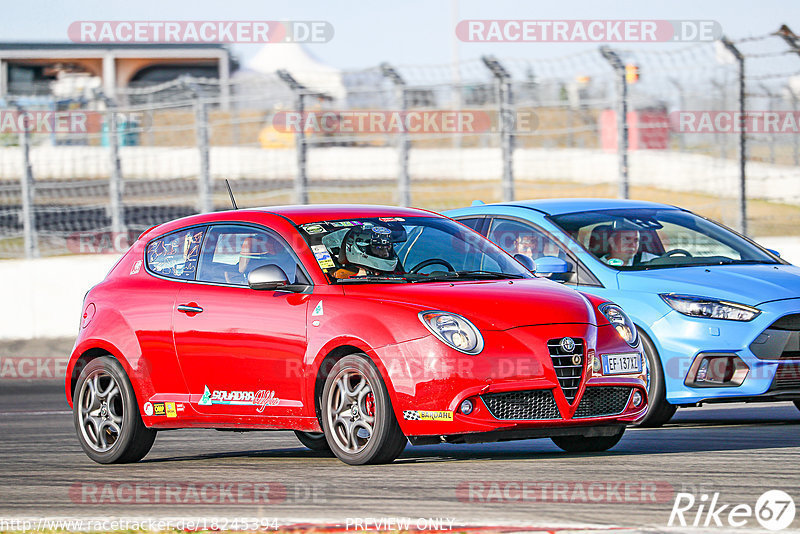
[{"x1": 419, "y1": 311, "x2": 484, "y2": 355}]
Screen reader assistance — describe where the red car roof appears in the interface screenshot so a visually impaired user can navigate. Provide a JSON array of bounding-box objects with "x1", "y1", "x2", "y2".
[
  {"x1": 255, "y1": 204, "x2": 437, "y2": 225},
  {"x1": 138, "y1": 204, "x2": 441, "y2": 242}
]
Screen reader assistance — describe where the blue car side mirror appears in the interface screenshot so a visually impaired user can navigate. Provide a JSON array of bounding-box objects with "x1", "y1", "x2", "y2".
[
  {"x1": 513, "y1": 253, "x2": 536, "y2": 272},
  {"x1": 534, "y1": 256, "x2": 574, "y2": 282},
  {"x1": 766, "y1": 248, "x2": 781, "y2": 258}
]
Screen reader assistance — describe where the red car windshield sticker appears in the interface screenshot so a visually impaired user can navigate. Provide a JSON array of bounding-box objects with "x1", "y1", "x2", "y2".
[
  {"x1": 311, "y1": 245, "x2": 335, "y2": 269},
  {"x1": 302, "y1": 224, "x2": 326, "y2": 235}
]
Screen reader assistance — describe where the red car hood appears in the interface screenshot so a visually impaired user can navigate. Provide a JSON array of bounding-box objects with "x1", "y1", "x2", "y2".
[{"x1": 342, "y1": 278, "x2": 595, "y2": 331}]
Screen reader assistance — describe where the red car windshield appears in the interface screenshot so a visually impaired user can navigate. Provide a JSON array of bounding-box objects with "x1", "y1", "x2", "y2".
[{"x1": 297, "y1": 216, "x2": 533, "y2": 283}]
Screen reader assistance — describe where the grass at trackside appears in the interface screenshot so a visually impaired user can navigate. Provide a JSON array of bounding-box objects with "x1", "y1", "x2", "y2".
[
  {"x1": 2, "y1": 178, "x2": 798, "y2": 259},
  {"x1": 304, "y1": 179, "x2": 800, "y2": 237}
]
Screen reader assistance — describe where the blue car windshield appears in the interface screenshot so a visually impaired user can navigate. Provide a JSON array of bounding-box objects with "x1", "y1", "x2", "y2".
[{"x1": 550, "y1": 208, "x2": 780, "y2": 270}]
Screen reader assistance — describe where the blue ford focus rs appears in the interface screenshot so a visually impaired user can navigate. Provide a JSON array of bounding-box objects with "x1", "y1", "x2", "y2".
[{"x1": 446, "y1": 199, "x2": 800, "y2": 426}]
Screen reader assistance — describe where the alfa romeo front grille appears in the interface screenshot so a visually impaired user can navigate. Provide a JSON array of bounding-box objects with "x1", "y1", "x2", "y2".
[
  {"x1": 547, "y1": 338, "x2": 585, "y2": 403},
  {"x1": 574, "y1": 387, "x2": 632, "y2": 418},
  {"x1": 480, "y1": 390, "x2": 561, "y2": 420}
]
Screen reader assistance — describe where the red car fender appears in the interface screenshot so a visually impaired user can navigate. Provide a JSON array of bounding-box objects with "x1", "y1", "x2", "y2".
[
  {"x1": 579, "y1": 291, "x2": 614, "y2": 326},
  {"x1": 65, "y1": 280, "x2": 172, "y2": 409},
  {"x1": 65, "y1": 334, "x2": 139, "y2": 408}
]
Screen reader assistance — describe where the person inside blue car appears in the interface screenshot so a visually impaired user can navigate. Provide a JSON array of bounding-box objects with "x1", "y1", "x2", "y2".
[
  {"x1": 600, "y1": 225, "x2": 659, "y2": 267},
  {"x1": 601, "y1": 228, "x2": 640, "y2": 267}
]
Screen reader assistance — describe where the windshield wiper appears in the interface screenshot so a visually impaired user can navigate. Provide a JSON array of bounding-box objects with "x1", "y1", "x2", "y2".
[
  {"x1": 409, "y1": 270, "x2": 525, "y2": 282},
  {"x1": 336, "y1": 275, "x2": 409, "y2": 284},
  {"x1": 715, "y1": 259, "x2": 779, "y2": 265}
]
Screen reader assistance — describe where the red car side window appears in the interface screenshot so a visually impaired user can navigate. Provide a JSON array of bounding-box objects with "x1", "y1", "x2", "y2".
[{"x1": 146, "y1": 227, "x2": 205, "y2": 280}]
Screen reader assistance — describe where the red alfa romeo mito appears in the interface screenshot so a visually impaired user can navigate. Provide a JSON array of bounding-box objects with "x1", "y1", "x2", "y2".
[{"x1": 66, "y1": 205, "x2": 648, "y2": 465}]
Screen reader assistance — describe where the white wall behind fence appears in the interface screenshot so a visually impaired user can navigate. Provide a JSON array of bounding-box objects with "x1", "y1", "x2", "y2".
[{"x1": 0, "y1": 235, "x2": 798, "y2": 340}]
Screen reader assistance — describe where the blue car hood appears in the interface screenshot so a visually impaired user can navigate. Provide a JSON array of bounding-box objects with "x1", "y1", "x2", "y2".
[{"x1": 617, "y1": 263, "x2": 800, "y2": 306}]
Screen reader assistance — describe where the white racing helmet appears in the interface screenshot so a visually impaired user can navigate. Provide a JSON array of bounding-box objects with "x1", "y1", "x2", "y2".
[{"x1": 343, "y1": 226, "x2": 399, "y2": 272}]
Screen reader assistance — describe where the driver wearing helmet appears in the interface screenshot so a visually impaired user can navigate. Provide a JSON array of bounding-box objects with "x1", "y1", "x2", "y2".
[{"x1": 333, "y1": 226, "x2": 399, "y2": 279}]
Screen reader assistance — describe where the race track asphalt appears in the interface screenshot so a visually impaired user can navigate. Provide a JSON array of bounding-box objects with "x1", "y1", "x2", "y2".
[{"x1": 1, "y1": 380, "x2": 799, "y2": 532}]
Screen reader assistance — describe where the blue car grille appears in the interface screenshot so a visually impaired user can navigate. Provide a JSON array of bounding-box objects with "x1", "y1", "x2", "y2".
[
  {"x1": 751, "y1": 315, "x2": 800, "y2": 360},
  {"x1": 547, "y1": 338, "x2": 585, "y2": 403},
  {"x1": 771, "y1": 362, "x2": 800, "y2": 390},
  {"x1": 574, "y1": 387, "x2": 633, "y2": 418},
  {"x1": 480, "y1": 390, "x2": 561, "y2": 420}
]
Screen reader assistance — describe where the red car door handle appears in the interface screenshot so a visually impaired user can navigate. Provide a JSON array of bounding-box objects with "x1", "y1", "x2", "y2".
[{"x1": 177, "y1": 304, "x2": 204, "y2": 314}]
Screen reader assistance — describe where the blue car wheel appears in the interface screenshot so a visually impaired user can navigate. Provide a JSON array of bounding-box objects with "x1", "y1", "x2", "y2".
[{"x1": 635, "y1": 330, "x2": 676, "y2": 427}]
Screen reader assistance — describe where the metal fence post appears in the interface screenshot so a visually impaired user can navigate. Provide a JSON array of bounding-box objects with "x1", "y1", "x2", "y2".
[
  {"x1": 721, "y1": 36, "x2": 747, "y2": 235},
  {"x1": 669, "y1": 78, "x2": 686, "y2": 152},
  {"x1": 194, "y1": 96, "x2": 213, "y2": 213},
  {"x1": 295, "y1": 90, "x2": 308, "y2": 205},
  {"x1": 15, "y1": 104, "x2": 38, "y2": 258},
  {"x1": 776, "y1": 25, "x2": 800, "y2": 166},
  {"x1": 380, "y1": 63, "x2": 410, "y2": 207},
  {"x1": 790, "y1": 86, "x2": 799, "y2": 166},
  {"x1": 600, "y1": 46, "x2": 629, "y2": 199},
  {"x1": 277, "y1": 70, "x2": 333, "y2": 206},
  {"x1": 760, "y1": 84, "x2": 776, "y2": 164},
  {"x1": 710, "y1": 80, "x2": 728, "y2": 160},
  {"x1": 482, "y1": 56, "x2": 514, "y2": 202},
  {"x1": 104, "y1": 99, "x2": 125, "y2": 233},
  {"x1": 277, "y1": 70, "x2": 308, "y2": 205}
]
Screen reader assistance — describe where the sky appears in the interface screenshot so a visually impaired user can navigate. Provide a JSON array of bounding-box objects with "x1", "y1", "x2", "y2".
[{"x1": 1, "y1": 0, "x2": 799, "y2": 70}]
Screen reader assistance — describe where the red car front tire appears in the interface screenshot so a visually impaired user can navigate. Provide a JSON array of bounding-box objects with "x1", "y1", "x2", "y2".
[{"x1": 321, "y1": 354, "x2": 406, "y2": 465}]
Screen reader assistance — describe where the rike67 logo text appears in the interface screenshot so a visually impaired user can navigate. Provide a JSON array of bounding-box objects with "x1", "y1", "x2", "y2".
[{"x1": 670, "y1": 490, "x2": 795, "y2": 531}]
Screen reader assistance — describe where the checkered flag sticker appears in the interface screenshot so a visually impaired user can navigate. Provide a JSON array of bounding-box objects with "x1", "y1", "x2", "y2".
[{"x1": 403, "y1": 410, "x2": 421, "y2": 420}]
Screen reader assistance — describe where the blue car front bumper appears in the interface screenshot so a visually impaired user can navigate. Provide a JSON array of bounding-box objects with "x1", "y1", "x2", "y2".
[{"x1": 652, "y1": 298, "x2": 800, "y2": 404}]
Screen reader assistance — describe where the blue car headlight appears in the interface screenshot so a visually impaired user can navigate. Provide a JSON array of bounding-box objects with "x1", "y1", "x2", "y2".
[
  {"x1": 599, "y1": 303, "x2": 639, "y2": 347},
  {"x1": 659, "y1": 293, "x2": 761, "y2": 322},
  {"x1": 419, "y1": 311, "x2": 484, "y2": 354}
]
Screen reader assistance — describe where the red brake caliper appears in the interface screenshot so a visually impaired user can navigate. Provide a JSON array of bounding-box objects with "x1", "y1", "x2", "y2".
[{"x1": 365, "y1": 392, "x2": 375, "y2": 417}]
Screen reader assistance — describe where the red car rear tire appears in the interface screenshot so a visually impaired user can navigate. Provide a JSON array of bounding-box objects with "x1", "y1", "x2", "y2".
[{"x1": 73, "y1": 356, "x2": 156, "y2": 464}]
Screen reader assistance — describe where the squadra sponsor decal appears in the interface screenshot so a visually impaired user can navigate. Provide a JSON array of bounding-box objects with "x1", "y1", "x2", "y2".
[{"x1": 199, "y1": 386, "x2": 281, "y2": 413}]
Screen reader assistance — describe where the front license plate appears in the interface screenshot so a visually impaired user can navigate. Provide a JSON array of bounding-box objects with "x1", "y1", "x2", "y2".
[{"x1": 602, "y1": 353, "x2": 642, "y2": 375}]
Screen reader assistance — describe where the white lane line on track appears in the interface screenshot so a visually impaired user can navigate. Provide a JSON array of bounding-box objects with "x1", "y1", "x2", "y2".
[{"x1": 0, "y1": 410, "x2": 71, "y2": 416}]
